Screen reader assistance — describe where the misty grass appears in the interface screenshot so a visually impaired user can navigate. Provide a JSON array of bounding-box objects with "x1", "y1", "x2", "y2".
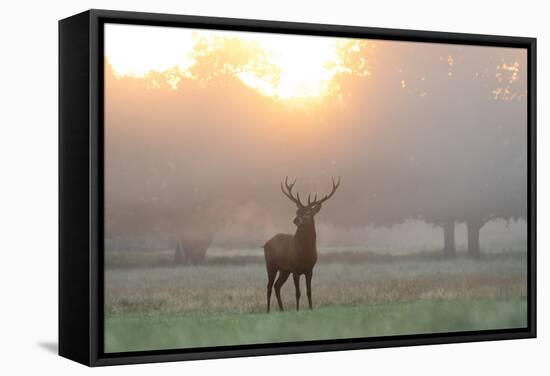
[
  {"x1": 105, "y1": 259, "x2": 526, "y2": 315},
  {"x1": 104, "y1": 257, "x2": 527, "y2": 352},
  {"x1": 105, "y1": 298, "x2": 527, "y2": 352}
]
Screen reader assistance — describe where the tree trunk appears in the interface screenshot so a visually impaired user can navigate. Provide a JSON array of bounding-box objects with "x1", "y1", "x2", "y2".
[
  {"x1": 173, "y1": 233, "x2": 214, "y2": 265},
  {"x1": 467, "y1": 220, "x2": 482, "y2": 259},
  {"x1": 187, "y1": 245, "x2": 209, "y2": 265},
  {"x1": 442, "y1": 221, "x2": 456, "y2": 258},
  {"x1": 173, "y1": 241, "x2": 188, "y2": 265}
]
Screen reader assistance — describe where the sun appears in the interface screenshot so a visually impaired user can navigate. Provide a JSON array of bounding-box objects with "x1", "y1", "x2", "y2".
[
  {"x1": 235, "y1": 34, "x2": 343, "y2": 100},
  {"x1": 105, "y1": 24, "x2": 348, "y2": 101}
]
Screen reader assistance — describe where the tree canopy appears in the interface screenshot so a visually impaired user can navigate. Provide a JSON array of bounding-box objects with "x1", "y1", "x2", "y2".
[{"x1": 104, "y1": 36, "x2": 527, "y2": 258}]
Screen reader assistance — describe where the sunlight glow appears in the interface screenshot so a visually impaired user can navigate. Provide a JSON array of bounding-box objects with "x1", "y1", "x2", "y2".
[
  {"x1": 236, "y1": 34, "x2": 343, "y2": 100},
  {"x1": 105, "y1": 24, "x2": 353, "y2": 101},
  {"x1": 105, "y1": 24, "x2": 196, "y2": 76}
]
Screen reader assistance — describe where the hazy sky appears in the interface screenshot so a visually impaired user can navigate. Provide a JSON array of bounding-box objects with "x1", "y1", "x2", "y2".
[{"x1": 104, "y1": 24, "x2": 527, "y2": 249}]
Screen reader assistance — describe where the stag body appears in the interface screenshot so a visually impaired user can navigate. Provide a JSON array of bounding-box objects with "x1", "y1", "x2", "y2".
[{"x1": 264, "y1": 177, "x2": 340, "y2": 312}]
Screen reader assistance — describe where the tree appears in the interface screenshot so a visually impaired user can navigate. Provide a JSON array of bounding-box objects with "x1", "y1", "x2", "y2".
[{"x1": 104, "y1": 37, "x2": 527, "y2": 262}]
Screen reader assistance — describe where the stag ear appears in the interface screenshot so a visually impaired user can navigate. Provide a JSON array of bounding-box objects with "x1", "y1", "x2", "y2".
[
  {"x1": 293, "y1": 216, "x2": 302, "y2": 226},
  {"x1": 311, "y1": 203, "x2": 322, "y2": 214}
]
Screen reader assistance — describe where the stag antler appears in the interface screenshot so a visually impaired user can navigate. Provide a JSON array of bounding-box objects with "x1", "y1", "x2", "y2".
[
  {"x1": 281, "y1": 176, "x2": 305, "y2": 208},
  {"x1": 309, "y1": 176, "x2": 341, "y2": 206},
  {"x1": 281, "y1": 176, "x2": 340, "y2": 208}
]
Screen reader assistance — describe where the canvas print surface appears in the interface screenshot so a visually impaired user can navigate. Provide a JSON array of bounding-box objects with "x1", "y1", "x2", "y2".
[{"x1": 103, "y1": 23, "x2": 528, "y2": 353}]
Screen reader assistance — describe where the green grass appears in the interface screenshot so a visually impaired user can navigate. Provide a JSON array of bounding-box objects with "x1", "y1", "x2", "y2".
[
  {"x1": 105, "y1": 298, "x2": 527, "y2": 353},
  {"x1": 104, "y1": 255, "x2": 527, "y2": 353},
  {"x1": 105, "y1": 260, "x2": 527, "y2": 315}
]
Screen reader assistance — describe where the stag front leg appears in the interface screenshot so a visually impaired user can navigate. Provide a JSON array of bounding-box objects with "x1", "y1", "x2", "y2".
[
  {"x1": 266, "y1": 268, "x2": 276, "y2": 313},
  {"x1": 274, "y1": 271, "x2": 290, "y2": 311},
  {"x1": 305, "y1": 270, "x2": 313, "y2": 309},
  {"x1": 292, "y1": 273, "x2": 301, "y2": 311}
]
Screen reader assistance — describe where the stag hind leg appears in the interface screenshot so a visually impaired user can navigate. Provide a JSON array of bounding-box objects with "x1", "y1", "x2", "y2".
[
  {"x1": 266, "y1": 267, "x2": 277, "y2": 313},
  {"x1": 274, "y1": 271, "x2": 290, "y2": 311},
  {"x1": 292, "y1": 273, "x2": 301, "y2": 311},
  {"x1": 305, "y1": 270, "x2": 313, "y2": 309}
]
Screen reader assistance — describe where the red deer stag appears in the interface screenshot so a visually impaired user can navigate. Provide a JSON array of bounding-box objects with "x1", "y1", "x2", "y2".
[{"x1": 264, "y1": 176, "x2": 340, "y2": 312}]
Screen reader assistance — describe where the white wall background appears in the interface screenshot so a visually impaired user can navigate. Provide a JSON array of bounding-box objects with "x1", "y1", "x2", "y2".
[{"x1": 0, "y1": 0, "x2": 546, "y2": 374}]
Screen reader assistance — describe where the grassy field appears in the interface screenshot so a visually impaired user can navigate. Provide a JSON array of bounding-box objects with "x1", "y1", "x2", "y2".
[
  {"x1": 104, "y1": 253, "x2": 527, "y2": 353},
  {"x1": 105, "y1": 298, "x2": 526, "y2": 352}
]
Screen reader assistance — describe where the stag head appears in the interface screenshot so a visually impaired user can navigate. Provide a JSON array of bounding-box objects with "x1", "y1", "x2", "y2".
[{"x1": 280, "y1": 176, "x2": 341, "y2": 226}]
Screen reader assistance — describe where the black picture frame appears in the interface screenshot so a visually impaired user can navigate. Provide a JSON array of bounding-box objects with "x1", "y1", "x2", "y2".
[{"x1": 59, "y1": 9, "x2": 537, "y2": 367}]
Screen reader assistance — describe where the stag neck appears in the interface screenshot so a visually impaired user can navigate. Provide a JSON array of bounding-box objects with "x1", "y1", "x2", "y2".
[{"x1": 295, "y1": 221, "x2": 317, "y2": 255}]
